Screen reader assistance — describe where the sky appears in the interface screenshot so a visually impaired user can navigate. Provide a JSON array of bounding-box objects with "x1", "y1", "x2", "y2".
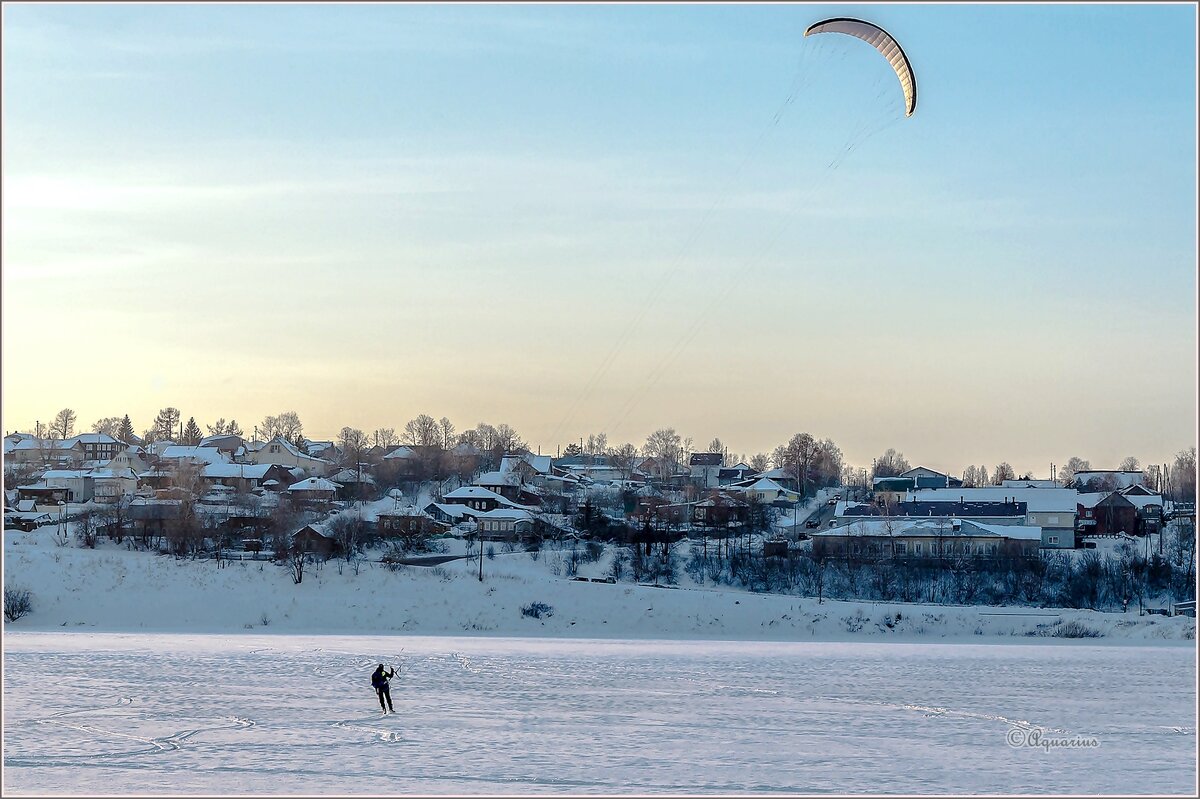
[{"x1": 2, "y1": 2, "x2": 1196, "y2": 476}]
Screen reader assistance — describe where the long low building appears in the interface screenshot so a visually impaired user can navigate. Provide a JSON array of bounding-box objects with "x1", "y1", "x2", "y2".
[
  {"x1": 904, "y1": 487, "x2": 1080, "y2": 548},
  {"x1": 813, "y1": 517, "x2": 1043, "y2": 559}
]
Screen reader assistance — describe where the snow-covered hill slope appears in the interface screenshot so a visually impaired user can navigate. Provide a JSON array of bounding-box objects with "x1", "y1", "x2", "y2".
[{"x1": 3, "y1": 530, "x2": 1194, "y2": 644}]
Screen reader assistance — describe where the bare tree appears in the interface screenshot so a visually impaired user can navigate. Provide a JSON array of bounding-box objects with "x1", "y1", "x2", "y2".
[
  {"x1": 1118, "y1": 456, "x2": 1141, "y2": 472},
  {"x1": 338, "y1": 427, "x2": 369, "y2": 462},
  {"x1": 1167, "y1": 447, "x2": 1197, "y2": 502},
  {"x1": 749, "y1": 452, "x2": 770, "y2": 473},
  {"x1": 991, "y1": 462, "x2": 1016, "y2": 484},
  {"x1": 75, "y1": 509, "x2": 101, "y2": 549},
  {"x1": 328, "y1": 511, "x2": 366, "y2": 562},
  {"x1": 1058, "y1": 456, "x2": 1091, "y2": 486},
  {"x1": 260, "y1": 411, "x2": 303, "y2": 443},
  {"x1": 91, "y1": 417, "x2": 123, "y2": 438},
  {"x1": 437, "y1": 418, "x2": 456, "y2": 450},
  {"x1": 586, "y1": 432, "x2": 609, "y2": 456},
  {"x1": 872, "y1": 448, "x2": 910, "y2": 478},
  {"x1": 642, "y1": 428, "x2": 683, "y2": 474},
  {"x1": 98, "y1": 494, "x2": 134, "y2": 543},
  {"x1": 402, "y1": 414, "x2": 441, "y2": 447},
  {"x1": 373, "y1": 427, "x2": 398, "y2": 449},
  {"x1": 287, "y1": 547, "x2": 307, "y2": 585},
  {"x1": 51, "y1": 408, "x2": 77, "y2": 439},
  {"x1": 610, "y1": 443, "x2": 640, "y2": 480},
  {"x1": 493, "y1": 424, "x2": 524, "y2": 454}
]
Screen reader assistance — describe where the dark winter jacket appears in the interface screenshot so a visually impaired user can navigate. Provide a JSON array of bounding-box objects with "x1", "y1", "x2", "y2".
[{"x1": 372, "y1": 667, "x2": 395, "y2": 690}]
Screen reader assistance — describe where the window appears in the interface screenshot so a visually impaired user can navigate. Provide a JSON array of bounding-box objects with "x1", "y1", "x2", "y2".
[
  {"x1": 914, "y1": 543, "x2": 922, "y2": 554},
  {"x1": 1048, "y1": 536, "x2": 1058, "y2": 545},
  {"x1": 988, "y1": 544, "x2": 996, "y2": 554},
  {"x1": 894, "y1": 542, "x2": 907, "y2": 555},
  {"x1": 270, "y1": 444, "x2": 280, "y2": 453}
]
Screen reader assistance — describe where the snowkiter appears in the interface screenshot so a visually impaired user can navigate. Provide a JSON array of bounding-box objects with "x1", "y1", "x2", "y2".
[{"x1": 372, "y1": 664, "x2": 396, "y2": 713}]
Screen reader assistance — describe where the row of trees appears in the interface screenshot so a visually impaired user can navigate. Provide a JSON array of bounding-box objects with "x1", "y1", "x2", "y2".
[{"x1": 674, "y1": 522, "x2": 1196, "y2": 610}]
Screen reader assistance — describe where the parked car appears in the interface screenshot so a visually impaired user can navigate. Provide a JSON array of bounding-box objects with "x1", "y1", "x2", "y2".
[
  {"x1": 4, "y1": 512, "x2": 41, "y2": 532},
  {"x1": 805, "y1": 519, "x2": 820, "y2": 529}
]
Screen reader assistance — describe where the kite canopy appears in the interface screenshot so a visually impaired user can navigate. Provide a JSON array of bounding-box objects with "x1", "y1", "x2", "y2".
[{"x1": 804, "y1": 17, "x2": 917, "y2": 117}]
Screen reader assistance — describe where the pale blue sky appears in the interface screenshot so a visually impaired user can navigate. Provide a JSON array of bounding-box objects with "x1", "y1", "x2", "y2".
[{"x1": 3, "y1": 3, "x2": 1196, "y2": 475}]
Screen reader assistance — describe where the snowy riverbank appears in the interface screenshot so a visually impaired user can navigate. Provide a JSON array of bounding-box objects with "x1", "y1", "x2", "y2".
[{"x1": 3, "y1": 529, "x2": 1195, "y2": 644}]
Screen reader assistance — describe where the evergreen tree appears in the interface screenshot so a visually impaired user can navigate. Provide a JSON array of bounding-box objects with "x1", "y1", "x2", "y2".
[
  {"x1": 182, "y1": 417, "x2": 202, "y2": 445},
  {"x1": 118, "y1": 414, "x2": 135, "y2": 443}
]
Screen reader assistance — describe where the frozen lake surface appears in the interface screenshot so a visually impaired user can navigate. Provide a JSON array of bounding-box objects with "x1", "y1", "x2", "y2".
[{"x1": 3, "y1": 633, "x2": 1195, "y2": 795}]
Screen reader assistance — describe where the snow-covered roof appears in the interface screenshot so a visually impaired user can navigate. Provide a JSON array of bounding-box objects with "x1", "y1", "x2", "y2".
[
  {"x1": 1001, "y1": 479, "x2": 1059, "y2": 489},
  {"x1": 159, "y1": 446, "x2": 229, "y2": 465},
  {"x1": 477, "y1": 508, "x2": 534, "y2": 521},
  {"x1": 286, "y1": 477, "x2": 341, "y2": 492},
  {"x1": 476, "y1": 470, "x2": 520, "y2": 487},
  {"x1": 1073, "y1": 471, "x2": 1146, "y2": 489},
  {"x1": 913, "y1": 487, "x2": 1079, "y2": 514},
  {"x1": 11, "y1": 438, "x2": 79, "y2": 451},
  {"x1": 67, "y1": 433, "x2": 119, "y2": 445},
  {"x1": 425, "y1": 502, "x2": 480, "y2": 520},
  {"x1": 202, "y1": 463, "x2": 274, "y2": 479},
  {"x1": 376, "y1": 503, "x2": 426, "y2": 518},
  {"x1": 41, "y1": 469, "x2": 91, "y2": 479},
  {"x1": 383, "y1": 446, "x2": 416, "y2": 460},
  {"x1": 331, "y1": 468, "x2": 376, "y2": 484},
  {"x1": 739, "y1": 477, "x2": 793, "y2": 494},
  {"x1": 522, "y1": 453, "x2": 553, "y2": 474},
  {"x1": 442, "y1": 486, "x2": 532, "y2": 509},
  {"x1": 820, "y1": 518, "x2": 1042, "y2": 541},
  {"x1": 900, "y1": 466, "x2": 949, "y2": 479},
  {"x1": 260, "y1": 436, "x2": 333, "y2": 464},
  {"x1": 88, "y1": 468, "x2": 138, "y2": 480},
  {"x1": 198, "y1": 433, "x2": 243, "y2": 447}
]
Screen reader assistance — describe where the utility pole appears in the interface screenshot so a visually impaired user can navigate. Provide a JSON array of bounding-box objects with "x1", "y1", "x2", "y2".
[{"x1": 478, "y1": 530, "x2": 484, "y2": 582}]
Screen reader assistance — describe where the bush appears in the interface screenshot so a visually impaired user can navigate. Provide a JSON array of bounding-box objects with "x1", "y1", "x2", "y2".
[
  {"x1": 520, "y1": 601, "x2": 554, "y2": 619},
  {"x1": 1029, "y1": 619, "x2": 1103, "y2": 638},
  {"x1": 4, "y1": 587, "x2": 33, "y2": 622},
  {"x1": 1050, "y1": 620, "x2": 1103, "y2": 638}
]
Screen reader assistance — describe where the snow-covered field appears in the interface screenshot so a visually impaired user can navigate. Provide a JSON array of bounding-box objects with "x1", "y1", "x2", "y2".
[
  {"x1": 3, "y1": 633, "x2": 1195, "y2": 795},
  {"x1": 4, "y1": 526, "x2": 1197, "y2": 794}
]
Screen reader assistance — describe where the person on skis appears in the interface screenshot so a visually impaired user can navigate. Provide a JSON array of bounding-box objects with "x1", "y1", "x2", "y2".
[{"x1": 371, "y1": 663, "x2": 397, "y2": 714}]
